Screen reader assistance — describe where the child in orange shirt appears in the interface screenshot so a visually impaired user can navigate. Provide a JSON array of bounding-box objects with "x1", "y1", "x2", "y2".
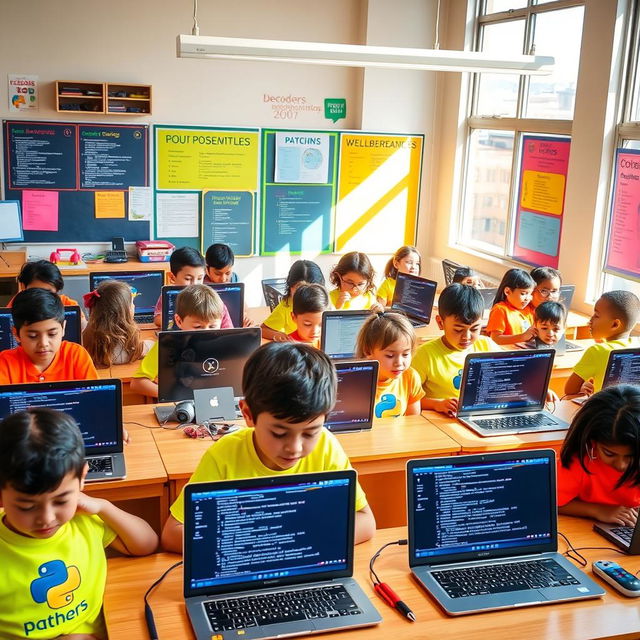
[
  {"x1": 485, "y1": 268, "x2": 536, "y2": 346},
  {"x1": 0, "y1": 289, "x2": 97, "y2": 384},
  {"x1": 287, "y1": 284, "x2": 330, "y2": 348}
]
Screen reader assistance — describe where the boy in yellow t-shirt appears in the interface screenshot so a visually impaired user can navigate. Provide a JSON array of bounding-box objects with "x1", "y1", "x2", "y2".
[
  {"x1": 412, "y1": 284, "x2": 498, "y2": 416},
  {"x1": 161, "y1": 342, "x2": 376, "y2": 553},
  {"x1": 0, "y1": 408, "x2": 157, "y2": 640}
]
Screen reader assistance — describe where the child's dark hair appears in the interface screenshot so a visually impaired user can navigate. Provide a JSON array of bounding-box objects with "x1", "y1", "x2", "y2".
[
  {"x1": 452, "y1": 267, "x2": 476, "y2": 284},
  {"x1": 438, "y1": 283, "x2": 484, "y2": 324},
  {"x1": 169, "y1": 246, "x2": 205, "y2": 276},
  {"x1": 560, "y1": 385, "x2": 640, "y2": 488},
  {"x1": 17, "y1": 260, "x2": 64, "y2": 292},
  {"x1": 384, "y1": 245, "x2": 421, "y2": 279},
  {"x1": 530, "y1": 266, "x2": 562, "y2": 286},
  {"x1": 205, "y1": 243, "x2": 234, "y2": 269},
  {"x1": 330, "y1": 252, "x2": 376, "y2": 293},
  {"x1": 0, "y1": 408, "x2": 85, "y2": 494},
  {"x1": 242, "y1": 342, "x2": 336, "y2": 422},
  {"x1": 534, "y1": 301, "x2": 566, "y2": 325},
  {"x1": 292, "y1": 284, "x2": 329, "y2": 315},
  {"x1": 284, "y1": 260, "x2": 325, "y2": 298},
  {"x1": 600, "y1": 290, "x2": 640, "y2": 331},
  {"x1": 11, "y1": 288, "x2": 65, "y2": 331},
  {"x1": 492, "y1": 268, "x2": 535, "y2": 306}
]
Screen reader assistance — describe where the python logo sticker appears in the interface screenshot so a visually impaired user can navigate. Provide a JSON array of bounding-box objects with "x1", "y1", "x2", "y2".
[
  {"x1": 453, "y1": 369, "x2": 463, "y2": 391},
  {"x1": 375, "y1": 393, "x2": 399, "y2": 419},
  {"x1": 30, "y1": 560, "x2": 81, "y2": 609}
]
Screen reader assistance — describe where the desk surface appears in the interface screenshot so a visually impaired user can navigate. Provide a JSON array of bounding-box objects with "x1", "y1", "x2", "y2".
[
  {"x1": 104, "y1": 516, "x2": 640, "y2": 640},
  {"x1": 0, "y1": 259, "x2": 171, "y2": 279}
]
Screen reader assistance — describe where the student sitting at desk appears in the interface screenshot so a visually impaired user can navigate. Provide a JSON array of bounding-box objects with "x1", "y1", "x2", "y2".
[
  {"x1": 0, "y1": 289, "x2": 97, "y2": 384},
  {"x1": 376, "y1": 245, "x2": 421, "y2": 307},
  {"x1": 132, "y1": 284, "x2": 223, "y2": 399},
  {"x1": 0, "y1": 408, "x2": 157, "y2": 640},
  {"x1": 533, "y1": 300, "x2": 567, "y2": 348},
  {"x1": 287, "y1": 283, "x2": 330, "y2": 348},
  {"x1": 329, "y1": 251, "x2": 382, "y2": 312},
  {"x1": 161, "y1": 342, "x2": 376, "y2": 552},
  {"x1": 529, "y1": 266, "x2": 562, "y2": 310}
]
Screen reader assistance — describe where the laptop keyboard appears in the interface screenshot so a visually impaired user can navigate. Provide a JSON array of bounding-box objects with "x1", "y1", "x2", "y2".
[
  {"x1": 135, "y1": 313, "x2": 155, "y2": 324},
  {"x1": 203, "y1": 584, "x2": 362, "y2": 632},
  {"x1": 611, "y1": 526, "x2": 633, "y2": 544},
  {"x1": 474, "y1": 413, "x2": 556, "y2": 431},
  {"x1": 432, "y1": 558, "x2": 579, "y2": 598},
  {"x1": 87, "y1": 456, "x2": 113, "y2": 473}
]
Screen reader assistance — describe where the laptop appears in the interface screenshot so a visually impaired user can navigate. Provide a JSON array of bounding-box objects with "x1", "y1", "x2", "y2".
[
  {"x1": 558, "y1": 284, "x2": 575, "y2": 310},
  {"x1": 161, "y1": 282, "x2": 244, "y2": 330},
  {"x1": 261, "y1": 278, "x2": 287, "y2": 311},
  {"x1": 89, "y1": 270, "x2": 164, "y2": 325},
  {"x1": 390, "y1": 272, "x2": 437, "y2": 327},
  {"x1": 532, "y1": 335, "x2": 584, "y2": 355},
  {"x1": 601, "y1": 347, "x2": 640, "y2": 388},
  {"x1": 0, "y1": 305, "x2": 82, "y2": 350},
  {"x1": 0, "y1": 379, "x2": 126, "y2": 481},
  {"x1": 594, "y1": 509, "x2": 640, "y2": 554},
  {"x1": 320, "y1": 310, "x2": 370, "y2": 360},
  {"x1": 456, "y1": 349, "x2": 569, "y2": 436},
  {"x1": 325, "y1": 361, "x2": 378, "y2": 433},
  {"x1": 183, "y1": 470, "x2": 381, "y2": 639},
  {"x1": 193, "y1": 386, "x2": 237, "y2": 423},
  {"x1": 407, "y1": 450, "x2": 604, "y2": 615}
]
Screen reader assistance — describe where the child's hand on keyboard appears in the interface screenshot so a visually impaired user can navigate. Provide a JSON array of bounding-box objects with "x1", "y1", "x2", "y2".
[{"x1": 590, "y1": 504, "x2": 638, "y2": 527}]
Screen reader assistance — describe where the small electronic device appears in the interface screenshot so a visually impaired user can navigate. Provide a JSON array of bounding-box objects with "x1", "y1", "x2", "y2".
[
  {"x1": 390, "y1": 273, "x2": 437, "y2": 327},
  {"x1": 136, "y1": 240, "x2": 175, "y2": 263},
  {"x1": 592, "y1": 561, "x2": 640, "y2": 597},
  {"x1": 105, "y1": 236, "x2": 128, "y2": 263},
  {"x1": 320, "y1": 310, "x2": 370, "y2": 360},
  {"x1": 49, "y1": 247, "x2": 82, "y2": 265}
]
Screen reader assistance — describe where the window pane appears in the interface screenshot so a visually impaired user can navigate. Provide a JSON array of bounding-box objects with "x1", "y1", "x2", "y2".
[
  {"x1": 461, "y1": 129, "x2": 515, "y2": 253},
  {"x1": 603, "y1": 273, "x2": 640, "y2": 296},
  {"x1": 526, "y1": 6, "x2": 584, "y2": 119},
  {"x1": 484, "y1": 0, "x2": 526, "y2": 14},
  {"x1": 475, "y1": 20, "x2": 525, "y2": 117},
  {"x1": 622, "y1": 139, "x2": 640, "y2": 151}
]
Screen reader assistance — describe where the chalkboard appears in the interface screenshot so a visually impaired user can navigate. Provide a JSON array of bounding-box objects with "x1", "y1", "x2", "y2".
[
  {"x1": 2, "y1": 120, "x2": 150, "y2": 243},
  {"x1": 201, "y1": 190, "x2": 254, "y2": 257}
]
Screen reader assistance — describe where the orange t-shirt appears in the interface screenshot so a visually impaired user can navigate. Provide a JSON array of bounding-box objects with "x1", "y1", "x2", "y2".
[
  {"x1": 557, "y1": 455, "x2": 640, "y2": 508},
  {"x1": 7, "y1": 293, "x2": 80, "y2": 308},
  {"x1": 485, "y1": 301, "x2": 534, "y2": 336},
  {"x1": 287, "y1": 330, "x2": 320, "y2": 349},
  {"x1": 0, "y1": 341, "x2": 98, "y2": 384}
]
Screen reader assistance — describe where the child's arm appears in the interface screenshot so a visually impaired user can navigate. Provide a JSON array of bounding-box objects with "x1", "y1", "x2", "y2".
[
  {"x1": 421, "y1": 396, "x2": 458, "y2": 416},
  {"x1": 130, "y1": 376, "x2": 158, "y2": 398},
  {"x1": 333, "y1": 291, "x2": 351, "y2": 309},
  {"x1": 405, "y1": 399, "x2": 421, "y2": 416},
  {"x1": 77, "y1": 493, "x2": 158, "y2": 556},
  {"x1": 260, "y1": 323, "x2": 293, "y2": 342},
  {"x1": 354, "y1": 505, "x2": 376, "y2": 544},
  {"x1": 161, "y1": 514, "x2": 184, "y2": 553},
  {"x1": 564, "y1": 372, "x2": 587, "y2": 396},
  {"x1": 559, "y1": 499, "x2": 638, "y2": 526},
  {"x1": 489, "y1": 326, "x2": 537, "y2": 345},
  {"x1": 153, "y1": 313, "x2": 162, "y2": 328}
]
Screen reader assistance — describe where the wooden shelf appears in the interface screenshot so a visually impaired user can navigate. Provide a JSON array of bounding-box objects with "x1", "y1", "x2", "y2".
[
  {"x1": 56, "y1": 81, "x2": 105, "y2": 113},
  {"x1": 55, "y1": 81, "x2": 152, "y2": 115},
  {"x1": 107, "y1": 83, "x2": 152, "y2": 115}
]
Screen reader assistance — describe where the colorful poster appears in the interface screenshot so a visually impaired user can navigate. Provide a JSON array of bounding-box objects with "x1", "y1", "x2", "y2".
[
  {"x1": 202, "y1": 191, "x2": 254, "y2": 257},
  {"x1": 156, "y1": 192, "x2": 199, "y2": 237},
  {"x1": 95, "y1": 191, "x2": 125, "y2": 218},
  {"x1": 8, "y1": 74, "x2": 38, "y2": 111},
  {"x1": 605, "y1": 148, "x2": 640, "y2": 279},
  {"x1": 22, "y1": 190, "x2": 58, "y2": 231},
  {"x1": 512, "y1": 135, "x2": 571, "y2": 268},
  {"x1": 274, "y1": 132, "x2": 330, "y2": 184}
]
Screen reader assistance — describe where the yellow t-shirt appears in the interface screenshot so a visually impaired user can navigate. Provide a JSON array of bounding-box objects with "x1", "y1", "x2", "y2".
[
  {"x1": 376, "y1": 277, "x2": 396, "y2": 307},
  {"x1": 0, "y1": 513, "x2": 116, "y2": 640},
  {"x1": 170, "y1": 427, "x2": 368, "y2": 523},
  {"x1": 263, "y1": 298, "x2": 297, "y2": 334},
  {"x1": 329, "y1": 289, "x2": 378, "y2": 311},
  {"x1": 574, "y1": 338, "x2": 637, "y2": 392},
  {"x1": 412, "y1": 336, "x2": 498, "y2": 399},
  {"x1": 374, "y1": 368, "x2": 425, "y2": 419},
  {"x1": 132, "y1": 339, "x2": 159, "y2": 381}
]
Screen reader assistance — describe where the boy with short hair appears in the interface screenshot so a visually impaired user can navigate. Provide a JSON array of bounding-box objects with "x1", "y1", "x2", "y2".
[
  {"x1": 288, "y1": 283, "x2": 330, "y2": 348},
  {"x1": 161, "y1": 342, "x2": 376, "y2": 552},
  {"x1": 0, "y1": 407, "x2": 157, "y2": 639},
  {"x1": 204, "y1": 242, "x2": 238, "y2": 284},
  {"x1": 412, "y1": 284, "x2": 498, "y2": 416},
  {"x1": 533, "y1": 300, "x2": 567, "y2": 348},
  {"x1": 565, "y1": 290, "x2": 640, "y2": 396},
  {"x1": 132, "y1": 284, "x2": 224, "y2": 399},
  {"x1": 0, "y1": 289, "x2": 98, "y2": 384}
]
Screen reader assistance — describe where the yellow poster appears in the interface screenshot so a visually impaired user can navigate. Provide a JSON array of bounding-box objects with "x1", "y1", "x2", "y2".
[
  {"x1": 335, "y1": 133, "x2": 423, "y2": 252},
  {"x1": 520, "y1": 170, "x2": 565, "y2": 216},
  {"x1": 94, "y1": 191, "x2": 125, "y2": 218},
  {"x1": 156, "y1": 128, "x2": 259, "y2": 191}
]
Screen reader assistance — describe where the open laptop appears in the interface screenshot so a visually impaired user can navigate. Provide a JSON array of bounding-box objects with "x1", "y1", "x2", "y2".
[
  {"x1": 531, "y1": 334, "x2": 584, "y2": 355},
  {"x1": 594, "y1": 507, "x2": 640, "y2": 554},
  {"x1": 161, "y1": 282, "x2": 244, "y2": 330},
  {"x1": 407, "y1": 450, "x2": 604, "y2": 615},
  {"x1": 390, "y1": 272, "x2": 437, "y2": 327},
  {"x1": 558, "y1": 284, "x2": 575, "y2": 310},
  {"x1": 183, "y1": 470, "x2": 381, "y2": 639},
  {"x1": 0, "y1": 379, "x2": 125, "y2": 481},
  {"x1": 89, "y1": 270, "x2": 164, "y2": 325},
  {"x1": 456, "y1": 349, "x2": 569, "y2": 436},
  {"x1": 325, "y1": 360, "x2": 378, "y2": 433},
  {"x1": 320, "y1": 310, "x2": 370, "y2": 360},
  {"x1": 261, "y1": 278, "x2": 287, "y2": 311},
  {"x1": 192, "y1": 386, "x2": 237, "y2": 423},
  {"x1": 0, "y1": 305, "x2": 82, "y2": 350}
]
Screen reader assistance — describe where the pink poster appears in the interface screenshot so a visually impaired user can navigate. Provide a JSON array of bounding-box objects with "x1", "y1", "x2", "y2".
[
  {"x1": 512, "y1": 135, "x2": 571, "y2": 268},
  {"x1": 22, "y1": 190, "x2": 59, "y2": 231},
  {"x1": 605, "y1": 149, "x2": 640, "y2": 279}
]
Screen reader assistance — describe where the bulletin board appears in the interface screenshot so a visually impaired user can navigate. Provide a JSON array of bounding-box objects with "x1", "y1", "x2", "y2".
[{"x1": 2, "y1": 120, "x2": 150, "y2": 243}]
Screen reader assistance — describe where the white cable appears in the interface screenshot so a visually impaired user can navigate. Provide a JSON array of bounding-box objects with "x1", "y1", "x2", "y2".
[
  {"x1": 434, "y1": 0, "x2": 441, "y2": 50},
  {"x1": 192, "y1": 0, "x2": 200, "y2": 36}
]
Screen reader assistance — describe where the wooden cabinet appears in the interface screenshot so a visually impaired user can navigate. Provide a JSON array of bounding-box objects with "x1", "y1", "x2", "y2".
[
  {"x1": 55, "y1": 81, "x2": 152, "y2": 115},
  {"x1": 106, "y1": 83, "x2": 152, "y2": 115}
]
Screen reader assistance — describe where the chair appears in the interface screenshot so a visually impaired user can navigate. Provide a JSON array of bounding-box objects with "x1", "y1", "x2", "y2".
[
  {"x1": 261, "y1": 278, "x2": 287, "y2": 311},
  {"x1": 442, "y1": 259, "x2": 465, "y2": 286}
]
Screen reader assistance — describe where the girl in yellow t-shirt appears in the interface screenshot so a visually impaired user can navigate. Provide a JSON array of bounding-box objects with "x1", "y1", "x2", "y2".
[
  {"x1": 376, "y1": 245, "x2": 422, "y2": 307},
  {"x1": 329, "y1": 251, "x2": 382, "y2": 312}
]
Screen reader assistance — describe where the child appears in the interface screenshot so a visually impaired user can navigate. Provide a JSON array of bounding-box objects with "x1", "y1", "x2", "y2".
[
  {"x1": 0, "y1": 289, "x2": 98, "y2": 384},
  {"x1": 161, "y1": 342, "x2": 376, "y2": 552},
  {"x1": 0, "y1": 407, "x2": 157, "y2": 639},
  {"x1": 485, "y1": 268, "x2": 536, "y2": 345},
  {"x1": 452, "y1": 266, "x2": 483, "y2": 289},
  {"x1": 533, "y1": 300, "x2": 566, "y2": 348},
  {"x1": 330, "y1": 251, "x2": 382, "y2": 312},
  {"x1": 565, "y1": 290, "x2": 640, "y2": 396},
  {"x1": 288, "y1": 283, "x2": 330, "y2": 348},
  {"x1": 558, "y1": 385, "x2": 640, "y2": 526},
  {"x1": 413, "y1": 284, "x2": 497, "y2": 416},
  {"x1": 530, "y1": 266, "x2": 562, "y2": 309},
  {"x1": 82, "y1": 280, "x2": 154, "y2": 368},
  {"x1": 355, "y1": 312, "x2": 424, "y2": 418},
  {"x1": 131, "y1": 284, "x2": 224, "y2": 399},
  {"x1": 261, "y1": 260, "x2": 325, "y2": 342},
  {"x1": 204, "y1": 242, "x2": 238, "y2": 284},
  {"x1": 376, "y1": 245, "x2": 421, "y2": 307}
]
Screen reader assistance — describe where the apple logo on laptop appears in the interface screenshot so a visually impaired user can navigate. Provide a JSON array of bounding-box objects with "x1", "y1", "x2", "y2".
[{"x1": 210, "y1": 396, "x2": 219, "y2": 408}]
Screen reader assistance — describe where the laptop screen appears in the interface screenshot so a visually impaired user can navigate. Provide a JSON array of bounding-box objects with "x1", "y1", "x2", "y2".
[
  {"x1": 559, "y1": 284, "x2": 575, "y2": 310},
  {"x1": 320, "y1": 311, "x2": 369, "y2": 360},
  {"x1": 325, "y1": 361, "x2": 377, "y2": 432},
  {"x1": 89, "y1": 271, "x2": 164, "y2": 317},
  {"x1": 391, "y1": 273, "x2": 436, "y2": 323},
  {"x1": 184, "y1": 472, "x2": 354, "y2": 596},
  {"x1": 0, "y1": 379, "x2": 123, "y2": 455},
  {"x1": 604, "y1": 348, "x2": 640, "y2": 388},
  {"x1": 157, "y1": 327, "x2": 261, "y2": 402},
  {"x1": 459, "y1": 351, "x2": 553, "y2": 414},
  {"x1": 408, "y1": 453, "x2": 555, "y2": 565},
  {"x1": 0, "y1": 306, "x2": 81, "y2": 350}
]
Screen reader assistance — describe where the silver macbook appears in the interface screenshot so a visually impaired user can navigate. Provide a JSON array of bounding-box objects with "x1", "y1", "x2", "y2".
[
  {"x1": 407, "y1": 451, "x2": 604, "y2": 615},
  {"x1": 390, "y1": 272, "x2": 437, "y2": 327},
  {"x1": 183, "y1": 471, "x2": 381, "y2": 639},
  {"x1": 320, "y1": 310, "x2": 370, "y2": 360},
  {"x1": 456, "y1": 349, "x2": 569, "y2": 436},
  {"x1": 193, "y1": 386, "x2": 237, "y2": 422},
  {"x1": 594, "y1": 511, "x2": 640, "y2": 554}
]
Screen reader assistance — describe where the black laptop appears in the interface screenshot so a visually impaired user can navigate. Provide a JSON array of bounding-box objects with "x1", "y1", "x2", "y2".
[
  {"x1": 320, "y1": 310, "x2": 370, "y2": 360},
  {"x1": 390, "y1": 273, "x2": 437, "y2": 327},
  {"x1": 0, "y1": 305, "x2": 82, "y2": 350}
]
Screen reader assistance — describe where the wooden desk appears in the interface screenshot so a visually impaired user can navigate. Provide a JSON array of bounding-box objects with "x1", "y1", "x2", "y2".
[
  {"x1": 548, "y1": 339, "x2": 594, "y2": 395},
  {"x1": 0, "y1": 259, "x2": 170, "y2": 279},
  {"x1": 104, "y1": 516, "x2": 640, "y2": 640}
]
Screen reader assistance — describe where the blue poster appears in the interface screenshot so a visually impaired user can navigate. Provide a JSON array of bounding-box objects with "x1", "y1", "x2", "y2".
[
  {"x1": 201, "y1": 190, "x2": 254, "y2": 257},
  {"x1": 517, "y1": 210, "x2": 561, "y2": 257}
]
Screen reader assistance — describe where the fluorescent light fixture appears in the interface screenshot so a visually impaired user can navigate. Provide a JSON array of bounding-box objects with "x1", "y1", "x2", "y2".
[{"x1": 177, "y1": 35, "x2": 554, "y2": 75}]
